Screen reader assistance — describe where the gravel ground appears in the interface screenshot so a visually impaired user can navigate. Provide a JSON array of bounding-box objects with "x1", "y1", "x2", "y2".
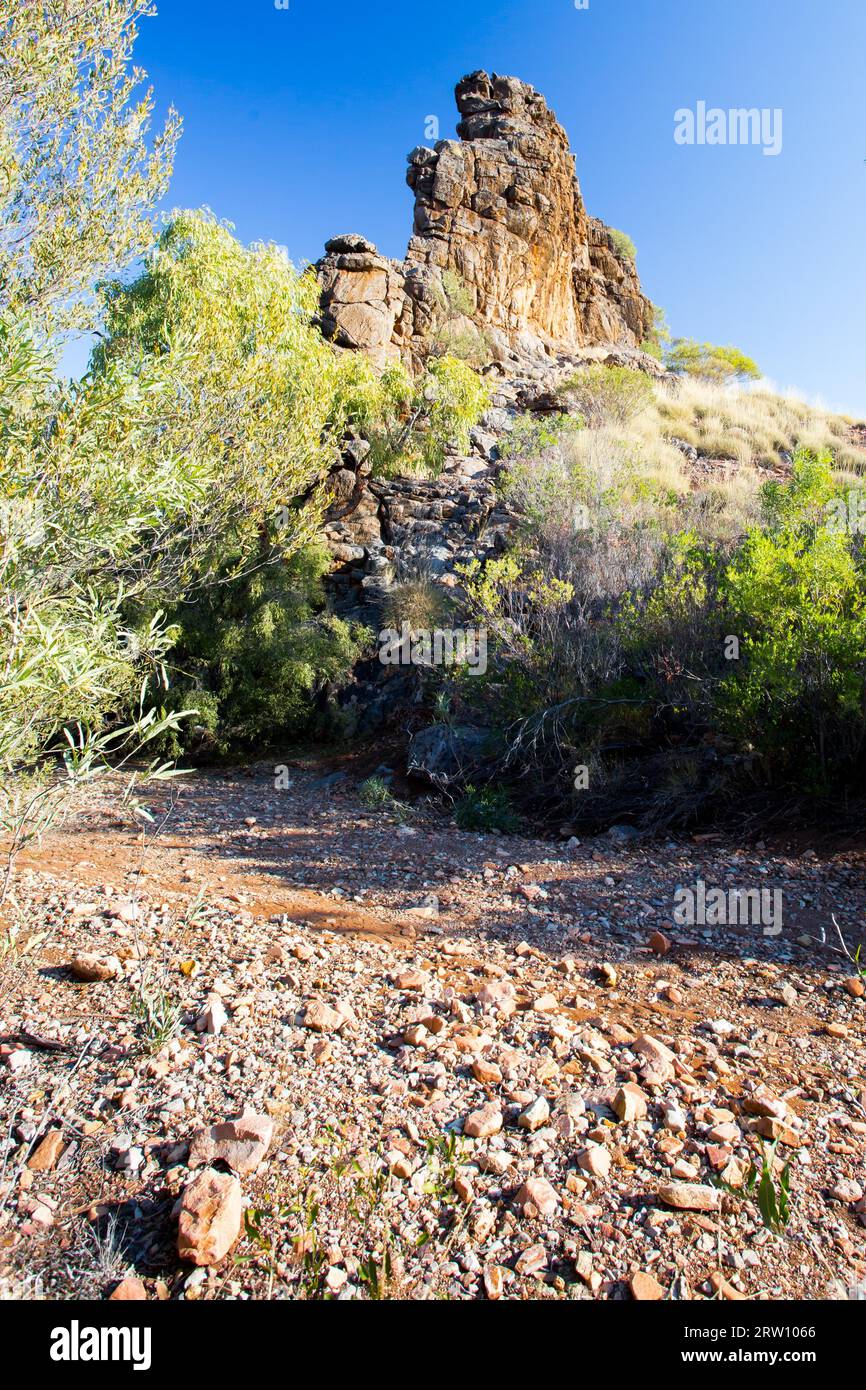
[{"x1": 0, "y1": 763, "x2": 864, "y2": 1302}]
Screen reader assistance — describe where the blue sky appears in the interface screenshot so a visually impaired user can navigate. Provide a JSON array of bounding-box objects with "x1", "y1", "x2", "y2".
[{"x1": 71, "y1": 0, "x2": 866, "y2": 415}]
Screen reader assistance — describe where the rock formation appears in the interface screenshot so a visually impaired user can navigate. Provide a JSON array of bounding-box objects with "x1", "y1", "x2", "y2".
[
  {"x1": 316, "y1": 234, "x2": 407, "y2": 368},
  {"x1": 315, "y1": 72, "x2": 666, "y2": 732},
  {"x1": 316, "y1": 71, "x2": 655, "y2": 368}
]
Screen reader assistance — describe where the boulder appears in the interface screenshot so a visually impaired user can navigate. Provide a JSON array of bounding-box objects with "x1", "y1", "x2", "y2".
[
  {"x1": 407, "y1": 723, "x2": 490, "y2": 787},
  {"x1": 188, "y1": 1110, "x2": 275, "y2": 1177},
  {"x1": 177, "y1": 1170, "x2": 243, "y2": 1266}
]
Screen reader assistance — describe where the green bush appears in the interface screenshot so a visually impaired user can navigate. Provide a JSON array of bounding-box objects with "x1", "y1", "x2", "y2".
[
  {"x1": 498, "y1": 412, "x2": 583, "y2": 462},
  {"x1": 454, "y1": 785, "x2": 520, "y2": 834},
  {"x1": 608, "y1": 228, "x2": 637, "y2": 262},
  {"x1": 617, "y1": 452, "x2": 866, "y2": 794},
  {"x1": 559, "y1": 365, "x2": 654, "y2": 428},
  {"x1": 0, "y1": 313, "x2": 202, "y2": 771},
  {"x1": 334, "y1": 352, "x2": 488, "y2": 478},
  {"x1": 358, "y1": 776, "x2": 393, "y2": 809},
  {"x1": 153, "y1": 544, "x2": 370, "y2": 758},
  {"x1": 447, "y1": 447, "x2": 866, "y2": 824},
  {"x1": 718, "y1": 453, "x2": 866, "y2": 790},
  {"x1": 1, "y1": 210, "x2": 367, "y2": 776}
]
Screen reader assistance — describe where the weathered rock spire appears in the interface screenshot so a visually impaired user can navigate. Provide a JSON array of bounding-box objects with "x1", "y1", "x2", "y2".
[{"x1": 317, "y1": 71, "x2": 654, "y2": 368}]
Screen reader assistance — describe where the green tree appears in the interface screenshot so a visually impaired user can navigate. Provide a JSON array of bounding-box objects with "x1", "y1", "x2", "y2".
[
  {"x1": 1, "y1": 206, "x2": 363, "y2": 822},
  {"x1": 94, "y1": 209, "x2": 344, "y2": 582},
  {"x1": 720, "y1": 453, "x2": 866, "y2": 788},
  {"x1": 0, "y1": 0, "x2": 180, "y2": 335},
  {"x1": 665, "y1": 338, "x2": 761, "y2": 384}
]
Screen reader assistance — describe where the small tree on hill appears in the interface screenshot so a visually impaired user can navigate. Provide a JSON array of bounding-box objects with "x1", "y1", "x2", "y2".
[{"x1": 666, "y1": 338, "x2": 761, "y2": 384}]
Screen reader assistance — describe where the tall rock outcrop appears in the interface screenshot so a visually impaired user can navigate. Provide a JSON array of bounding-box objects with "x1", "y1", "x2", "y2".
[{"x1": 316, "y1": 71, "x2": 655, "y2": 368}]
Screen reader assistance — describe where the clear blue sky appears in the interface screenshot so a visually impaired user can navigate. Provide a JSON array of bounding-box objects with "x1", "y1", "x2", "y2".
[{"x1": 75, "y1": 0, "x2": 866, "y2": 415}]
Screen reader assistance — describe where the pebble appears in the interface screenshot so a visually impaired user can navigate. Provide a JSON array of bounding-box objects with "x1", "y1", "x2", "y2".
[
  {"x1": 515, "y1": 1177, "x2": 560, "y2": 1217},
  {"x1": 630, "y1": 1270, "x2": 666, "y2": 1301},
  {"x1": 577, "y1": 1144, "x2": 611, "y2": 1180},
  {"x1": 26, "y1": 1130, "x2": 67, "y2": 1172},
  {"x1": 659, "y1": 1182, "x2": 720, "y2": 1212},
  {"x1": 109, "y1": 1277, "x2": 148, "y2": 1301},
  {"x1": 197, "y1": 994, "x2": 228, "y2": 1036},
  {"x1": 301, "y1": 1000, "x2": 346, "y2": 1033},
  {"x1": 518, "y1": 1097, "x2": 550, "y2": 1132},
  {"x1": 614, "y1": 1084, "x2": 648, "y2": 1124},
  {"x1": 70, "y1": 953, "x2": 122, "y2": 983},
  {"x1": 464, "y1": 1103, "x2": 503, "y2": 1139},
  {"x1": 830, "y1": 1178, "x2": 864, "y2": 1204}
]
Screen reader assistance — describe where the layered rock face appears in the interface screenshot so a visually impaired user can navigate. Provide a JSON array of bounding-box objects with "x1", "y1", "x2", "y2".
[
  {"x1": 316, "y1": 71, "x2": 654, "y2": 367},
  {"x1": 316, "y1": 234, "x2": 407, "y2": 367}
]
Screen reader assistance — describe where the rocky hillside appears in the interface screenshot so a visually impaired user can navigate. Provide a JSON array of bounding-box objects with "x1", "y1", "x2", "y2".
[
  {"x1": 316, "y1": 71, "x2": 655, "y2": 369},
  {"x1": 320, "y1": 345, "x2": 667, "y2": 737}
]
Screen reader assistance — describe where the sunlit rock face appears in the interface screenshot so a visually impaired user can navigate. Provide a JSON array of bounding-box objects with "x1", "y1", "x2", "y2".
[{"x1": 317, "y1": 71, "x2": 654, "y2": 368}]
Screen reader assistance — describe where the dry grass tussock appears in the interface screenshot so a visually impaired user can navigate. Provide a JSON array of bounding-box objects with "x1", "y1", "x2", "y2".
[
  {"x1": 504, "y1": 375, "x2": 866, "y2": 545},
  {"x1": 653, "y1": 377, "x2": 866, "y2": 477}
]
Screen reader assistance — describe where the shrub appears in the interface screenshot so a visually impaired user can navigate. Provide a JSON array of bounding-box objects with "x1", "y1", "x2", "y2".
[
  {"x1": 358, "y1": 776, "x2": 393, "y2": 809},
  {"x1": 1, "y1": 211, "x2": 360, "y2": 775},
  {"x1": 381, "y1": 576, "x2": 453, "y2": 633},
  {"x1": 618, "y1": 532, "x2": 724, "y2": 700},
  {"x1": 501, "y1": 426, "x2": 684, "y2": 550},
  {"x1": 153, "y1": 545, "x2": 370, "y2": 758},
  {"x1": 421, "y1": 355, "x2": 490, "y2": 470},
  {"x1": 0, "y1": 313, "x2": 203, "y2": 770},
  {"x1": 440, "y1": 269, "x2": 474, "y2": 318},
  {"x1": 559, "y1": 365, "x2": 655, "y2": 428},
  {"x1": 358, "y1": 776, "x2": 410, "y2": 823},
  {"x1": 665, "y1": 339, "x2": 761, "y2": 384},
  {"x1": 608, "y1": 228, "x2": 637, "y2": 263},
  {"x1": 718, "y1": 453, "x2": 866, "y2": 790},
  {"x1": 442, "y1": 414, "x2": 866, "y2": 826},
  {"x1": 453, "y1": 785, "x2": 520, "y2": 833},
  {"x1": 759, "y1": 448, "x2": 837, "y2": 530},
  {"x1": 498, "y1": 412, "x2": 583, "y2": 463},
  {"x1": 456, "y1": 550, "x2": 605, "y2": 738},
  {"x1": 335, "y1": 352, "x2": 489, "y2": 478}
]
